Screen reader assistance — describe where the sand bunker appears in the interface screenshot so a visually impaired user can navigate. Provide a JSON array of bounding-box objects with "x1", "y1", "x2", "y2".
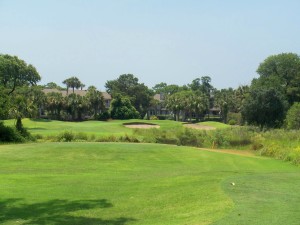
[
  {"x1": 183, "y1": 124, "x2": 216, "y2": 130},
  {"x1": 123, "y1": 123, "x2": 160, "y2": 129}
]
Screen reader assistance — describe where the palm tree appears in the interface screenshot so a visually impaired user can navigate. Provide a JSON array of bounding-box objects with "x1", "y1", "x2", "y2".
[
  {"x1": 192, "y1": 92, "x2": 209, "y2": 122},
  {"x1": 63, "y1": 77, "x2": 84, "y2": 94},
  {"x1": 62, "y1": 78, "x2": 71, "y2": 94},
  {"x1": 80, "y1": 82, "x2": 86, "y2": 90},
  {"x1": 86, "y1": 86, "x2": 105, "y2": 118},
  {"x1": 45, "y1": 92, "x2": 64, "y2": 119},
  {"x1": 165, "y1": 92, "x2": 184, "y2": 121},
  {"x1": 234, "y1": 85, "x2": 249, "y2": 112}
]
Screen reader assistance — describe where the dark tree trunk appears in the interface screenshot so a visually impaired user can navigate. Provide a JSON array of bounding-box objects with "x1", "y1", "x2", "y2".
[{"x1": 16, "y1": 117, "x2": 23, "y2": 132}]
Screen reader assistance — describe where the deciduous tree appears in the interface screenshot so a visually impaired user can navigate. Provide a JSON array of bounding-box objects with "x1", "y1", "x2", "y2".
[
  {"x1": 285, "y1": 102, "x2": 300, "y2": 130},
  {"x1": 105, "y1": 74, "x2": 152, "y2": 117},
  {"x1": 0, "y1": 54, "x2": 41, "y2": 128},
  {"x1": 256, "y1": 53, "x2": 300, "y2": 104},
  {"x1": 242, "y1": 87, "x2": 288, "y2": 128},
  {"x1": 0, "y1": 54, "x2": 41, "y2": 95},
  {"x1": 110, "y1": 94, "x2": 140, "y2": 119}
]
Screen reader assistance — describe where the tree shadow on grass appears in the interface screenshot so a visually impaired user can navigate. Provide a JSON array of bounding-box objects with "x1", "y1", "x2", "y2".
[
  {"x1": 27, "y1": 128, "x2": 47, "y2": 131},
  {"x1": 0, "y1": 198, "x2": 136, "y2": 225},
  {"x1": 30, "y1": 119, "x2": 52, "y2": 122}
]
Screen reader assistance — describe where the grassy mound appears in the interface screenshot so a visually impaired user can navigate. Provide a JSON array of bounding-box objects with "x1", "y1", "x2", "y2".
[
  {"x1": 199, "y1": 121, "x2": 231, "y2": 129},
  {"x1": 0, "y1": 143, "x2": 299, "y2": 225}
]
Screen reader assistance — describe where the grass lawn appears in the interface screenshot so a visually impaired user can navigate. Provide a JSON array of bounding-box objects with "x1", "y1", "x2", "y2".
[
  {"x1": 0, "y1": 142, "x2": 299, "y2": 225},
  {"x1": 3, "y1": 118, "x2": 184, "y2": 137},
  {"x1": 198, "y1": 121, "x2": 231, "y2": 129}
]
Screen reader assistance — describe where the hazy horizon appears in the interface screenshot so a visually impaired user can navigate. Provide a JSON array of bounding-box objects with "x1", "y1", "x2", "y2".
[{"x1": 1, "y1": 0, "x2": 300, "y2": 90}]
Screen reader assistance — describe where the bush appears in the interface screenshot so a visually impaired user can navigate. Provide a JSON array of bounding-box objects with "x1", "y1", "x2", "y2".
[
  {"x1": 287, "y1": 147, "x2": 300, "y2": 165},
  {"x1": 0, "y1": 122, "x2": 25, "y2": 143},
  {"x1": 207, "y1": 130, "x2": 228, "y2": 148},
  {"x1": 15, "y1": 118, "x2": 32, "y2": 139},
  {"x1": 150, "y1": 115, "x2": 158, "y2": 120},
  {"x1": 254, "y1": 129, "x2": 300, "y2": 165},
  {"x1": 285, "y1": 102, "x2": 300, "y2": 129},
  {"x1": 227, "y1": 112, "x2": 242, "y2": 125},
  {"x1": 96, "y1": 111, "x2": 110, "y2": 121},
  {"x1": 228, "y1": 119, "x2": 236, "y2": 125},
  {"x1": 110, "y1": 96, "x2": 140, "y2": 119},
  {"x1": 57, "y1": 131, "x2": 75, "y2": 142}
]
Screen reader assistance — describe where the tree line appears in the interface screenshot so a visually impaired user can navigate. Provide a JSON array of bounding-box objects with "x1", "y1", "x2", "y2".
[{"x1": 1, "y1": 52, "x2": 300, "y2": 131}]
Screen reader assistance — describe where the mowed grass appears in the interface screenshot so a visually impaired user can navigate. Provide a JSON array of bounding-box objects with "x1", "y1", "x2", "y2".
[
  {"x1": 4, "y1": 118, "x2": 183, "y2": 137},
  {"x1": 198, "y1": 121, "x2": 231, "y2": 129},
  {"x1": 0, "y1": 143, "x2": 300, "y2": 225}
]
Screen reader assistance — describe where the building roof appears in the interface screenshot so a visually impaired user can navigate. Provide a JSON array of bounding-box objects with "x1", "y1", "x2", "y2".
[
  {"x1": 101, "y1": 92, "x2": 112, "y2": 100},
  {"x1": 153, "y1": 93, "x2": 165, "y2": 102}
]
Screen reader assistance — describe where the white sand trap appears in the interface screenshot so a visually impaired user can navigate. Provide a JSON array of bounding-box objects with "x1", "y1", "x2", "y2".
[{"x1": 183, "y1": 124, "x2": 216, "y2": 130}]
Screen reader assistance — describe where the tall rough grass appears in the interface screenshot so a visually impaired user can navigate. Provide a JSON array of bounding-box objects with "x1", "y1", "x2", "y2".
[
  {"x1": 133, "y1": 127, "x2": 255, "y2": 149},
  {"x1": 257, "y1": 129, "x2": 300, "y2": 165},
  {"x1": 133, "y1": 126, "x2": 300, "y2": 165},
  {"x1": 29, "y1": 125, "x2": 300, "y2": 166}
]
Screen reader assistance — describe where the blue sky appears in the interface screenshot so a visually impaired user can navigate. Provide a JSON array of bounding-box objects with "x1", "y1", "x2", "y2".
[{"x1": 1, "y1": 0, "x2": 300, "y2": 90}]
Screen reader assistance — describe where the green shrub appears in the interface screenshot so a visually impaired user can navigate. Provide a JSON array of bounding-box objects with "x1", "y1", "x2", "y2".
[
  {"x1": 260, "y1": 143, "x2": 300, "y2": 165},
  {"x1": 287, "y1": 147, "x2": 300, "y2": 165},
  {"x1": 110, "y1": 96, "x2": 140, "y2": 119},
  {"x1": 15, "y1": 118, "x2": 33, "y2": 140},
  {"x1": 208, "y1": 130, "x2": 228, "y2": 148},
  {"x1": 57, "y1": 131, "x2": 75, "y2": 142},
  {"x1": 228, "y1": 119, "x2": 236, "y2": 125},
  {"x1": 285, "y1": 102, "x2": 300, "y2": 129},
  {"x1": 96, "y1": 111, "x2": 110, "y2": 121},
  {"x1": 0, "y1": 122, "x2": 25, "y2": 143},
  {"x1": 259, "y1": 144, "x2": 282, "y2": 158},
  {"x1": 227, "y1": 112, "x2": 242, "y2": 125},
  {"x1": 150, "y1": 115, "x2": 158, "y2": 120}
]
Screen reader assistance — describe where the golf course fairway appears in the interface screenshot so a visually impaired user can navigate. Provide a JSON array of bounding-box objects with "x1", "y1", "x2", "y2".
[{"x1": 0, "y1": 142, "x2": 299, "y2": 225}]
